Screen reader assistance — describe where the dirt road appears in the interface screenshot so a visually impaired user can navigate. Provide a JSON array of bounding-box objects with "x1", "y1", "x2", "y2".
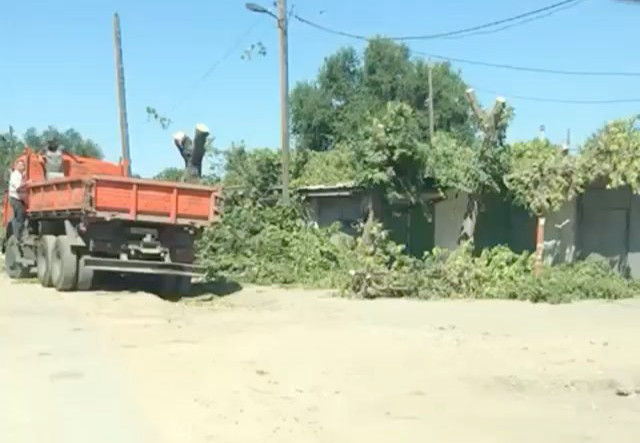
[{"x1": 2, "y1": 275, "x2": 640, "y2": 442}]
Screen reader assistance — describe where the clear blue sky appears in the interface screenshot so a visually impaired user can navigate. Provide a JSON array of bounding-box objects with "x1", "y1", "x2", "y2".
[{"x1": 1, "y1": 0, "x2": 638, "y2": 177}]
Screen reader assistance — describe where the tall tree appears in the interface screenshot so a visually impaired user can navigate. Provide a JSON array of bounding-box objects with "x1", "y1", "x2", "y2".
[
  {"x1": 290, "y1": 38, "x2": 474, "y2": 153},
  {"x1": 350, "y1": 102, "x2": 428, "y2": 216}
]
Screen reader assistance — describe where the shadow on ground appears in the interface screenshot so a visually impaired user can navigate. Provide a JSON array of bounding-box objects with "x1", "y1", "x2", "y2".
[{"x1": 92, "y1": 274, "x2": 243, "y2": 301}]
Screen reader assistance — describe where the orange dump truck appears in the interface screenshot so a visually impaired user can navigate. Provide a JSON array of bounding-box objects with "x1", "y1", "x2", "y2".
[{"x1": 2, "y1": 148, "x2": 221, "y2": 295}]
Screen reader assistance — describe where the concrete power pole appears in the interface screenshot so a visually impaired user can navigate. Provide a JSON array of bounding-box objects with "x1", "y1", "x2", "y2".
[
  {"x1": 278, "y1": 0, "x2": 290, "y2": 204},
  {"x1": 427, "y1": 62, "x2": 434, "y2": 139},
  {"x1": 113, "y1": 13, "x2": 132, "y2": 176}
]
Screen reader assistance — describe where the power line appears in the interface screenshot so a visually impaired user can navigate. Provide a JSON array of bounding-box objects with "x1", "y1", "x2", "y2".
[
  {"x1": 395, "y1": 0, "x2": 584, "y2": 40},
  {"x1": 171, "y1": 19, "x2": 264, "y2": 111},
  {"x1": 443, "y1": 1, "x2": 584, "y2": 40},
  {"x1": 412, "y1": 50, "x2": 640, "y2": 77},
  {"x1": 411, "y1": 49, "x2": 640, "y2": 77},
  {"x1": 474, "y1": 87, "x2": 640, "y2": 104},
  {"x1": 293, "y1": 14, "x2": 640, "y2": 77},
  {"x1": 294, "y1": 0, "x2": 584, "y2": 42}
]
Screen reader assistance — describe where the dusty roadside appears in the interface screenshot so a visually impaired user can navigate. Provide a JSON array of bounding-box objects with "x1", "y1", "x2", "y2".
[{"x1": 2, "y1": 275, "x2": 640, "y2": 442}]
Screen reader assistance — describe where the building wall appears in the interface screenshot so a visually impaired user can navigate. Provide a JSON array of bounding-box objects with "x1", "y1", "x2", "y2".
[
  {"x1": 434, "y1": 190, "x2": 468, "y2": 249},
  {"x1": 307, "y1": 195, "x2": 366, "y2": 235},
  {"x1": 543, "y1": 199, "x2": 577, "y2": 265}
]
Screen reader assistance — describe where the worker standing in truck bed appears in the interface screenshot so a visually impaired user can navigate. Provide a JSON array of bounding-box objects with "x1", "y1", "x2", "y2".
[{"x1": 39, "y1": 138, "x2": 64, "y2": 179}]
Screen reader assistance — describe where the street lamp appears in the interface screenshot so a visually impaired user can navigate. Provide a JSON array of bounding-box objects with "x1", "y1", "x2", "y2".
[{"x1": 245, "y1": 1, "x2": 290, "y2": 205}]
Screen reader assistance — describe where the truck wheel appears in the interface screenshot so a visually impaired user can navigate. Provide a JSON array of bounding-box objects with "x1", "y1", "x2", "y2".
[
  {"x1": 159, "y1": 276, "x2": 192, "y2": 299},
  {"x1": 76, "y1": 256, "x2": 94, "y2": 291},
  {"x1": 37, "y1": 235, "x2": 57, "y2": 287},
  {"x1": 176, "y1": 276, "x2": 192, "y2": 296},
  {"x1": 52, "y1": 236, "x2": 78, "y2": 292},
  {"x1": 4, "y1": 236, "x2": 29, "y2": 279}
]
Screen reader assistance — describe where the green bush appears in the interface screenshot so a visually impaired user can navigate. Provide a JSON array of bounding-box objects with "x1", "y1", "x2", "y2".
[
  {"x1": 198, "y1": 202, "x2": 639, "y2": 303},
  {"x1": 197, "y1": 199, "x2": 353, "y2": 287}
]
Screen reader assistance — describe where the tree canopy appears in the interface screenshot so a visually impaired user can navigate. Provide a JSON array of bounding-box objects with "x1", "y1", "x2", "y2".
[
  {"x1": 1, "y1": 126, "x2": 102, "y2": 194},
  {"x1": 23, "y1": 126, "x2": 103, "y2": 159},
  {"x1": 505, "y1": 139, "x2": 581, "y2": 216},
  {"x1": 579, "y1": 116, "x2": 640, "y2": 192},
  {"x1": 290, "y1": 38, "x2": 474, "y2": 152}
]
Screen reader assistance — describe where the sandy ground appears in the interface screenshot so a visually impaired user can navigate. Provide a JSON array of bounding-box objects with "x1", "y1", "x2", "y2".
[{"x1": 1, "y1": 275, "x2": 640, "y2": 442}]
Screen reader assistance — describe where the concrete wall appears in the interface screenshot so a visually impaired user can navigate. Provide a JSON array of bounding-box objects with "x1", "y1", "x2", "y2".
[
  {"x1": 543, "y1": 199, "x2": 577, "y2": 265},
  {"x1": 434, "y1": 190, "x2": 468, "y2": 250}
]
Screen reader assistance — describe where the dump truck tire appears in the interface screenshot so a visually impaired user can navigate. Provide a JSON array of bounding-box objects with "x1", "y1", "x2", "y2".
[
  {"x1": 37, "y1": 235, "x2": 57, "y2": 287},
  {"x1": 5, "y1": 235, "x2": 29, "y2": 279},
  {"x1": 159, "y1": 275, "x2": 192, "y2": 300},
  {"x1": 76, "y1": 256, "x2": 94, "y2": 291},
  {"x1": 52, "y1": 236, "x2": 78, "y2": 292}
]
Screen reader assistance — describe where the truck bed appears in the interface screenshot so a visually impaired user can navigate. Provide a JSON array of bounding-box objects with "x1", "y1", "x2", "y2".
[{"x1": 26, "y1": 175, "x2": 221, "y2": 226}]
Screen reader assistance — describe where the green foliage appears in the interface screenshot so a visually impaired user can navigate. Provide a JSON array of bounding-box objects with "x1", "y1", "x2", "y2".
[
  {"x1": 290, "y1": 38, "x2": 473, "y2": 151},
  {"x1": 241, "y1": 41, "x2": 267, "y2": 60},
  {"x1": 290, "y1": 81, "x2": 336, "y2": 152},
  {"x1": 221, "y1": 143, "x2": 281, "y2": 200},
  {"x1": 198, "y1": 201, "x2": 352, "y2": 287},
  {"x1": 426, "y1": 132, "x2": 489, "y2": 193},
  {"x1": 1, "y1": 126, "x2": 102, "y2": 195},
  {"x1": 292, "y1": 146, "x2": 356, "y2": 187},
  {"x1": 154, "y1": 167, "x2": 184, "y2": 182},
  {"x1": 343, "y1": 237, "x2": 638, "y2": 303},
  {"x1": 505, "y1": 139, "x2": 582, "y2": 216},
  {"x1": 22, "y1": 126, "x2": 103, "y2": 159},
  {"x1": 145, "y1": 106, "x2": 173, "y2": 130},
  {"x1": 350, "y1": 102, "x2": 428, "y2": 204},
  {"x1": 197, "y1": 197, "x2": 637, "y2": 304},
  {"x1": 0, "y1": 127, "x2": 25, "y2": 194},
  {"x1": 579, "y1": 116, "x2": 640, "y2": 191}
]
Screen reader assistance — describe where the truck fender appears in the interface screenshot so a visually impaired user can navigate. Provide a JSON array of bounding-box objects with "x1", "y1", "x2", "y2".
[{"x1": 64, "y1": 220, "x2": 87, "y2": 248}]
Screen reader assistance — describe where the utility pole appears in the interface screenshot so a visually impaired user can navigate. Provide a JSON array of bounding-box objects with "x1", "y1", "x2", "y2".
[
  {"x1": 113, "y1": 13, "x2": 132, "y2": 176},
  {"x1": 427, "y1": 61, "x2": 435, "y2": 139},
  {"x1": 244, "y1": 1, "x2": 290, "y2": 203},
  {"x1": 278, "y1": 0, "x2": 290, "y2": 204},
  {"x1": 564, "y1": 128, "x2": 571, "y2": 153}
]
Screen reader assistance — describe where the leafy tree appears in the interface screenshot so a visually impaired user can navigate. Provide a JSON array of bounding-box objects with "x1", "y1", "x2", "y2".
[
  {"x1": 425, "y1": 132, "x2": 487, "y2": 194},
  {"x1": 292, "y1": 146, "x2": 356, "y2": 187},
  {"x1": 350, "y1": 102, "x2": 428, "y2": 213},
  {"x1": 23, "y1": 126, "x2": 103, "y2": 159},
  {"x1": 579, "y1": 116, "x2": 640, "y2": 191},
  {"x1": 506, "y1": 139, "x2": 581, "y2": 216},
  {"x1": 221, "y1": 143, "x2": 281, "y2": 200},
  {"x1": 505, "y1": 139, "x2": 582, "y2": 273},
  {"x1": 290, "y1": 38, "x2": 473, "y2": 152},
  {"x1": 451, "y1": 91, "x2": 512, "y2": 244}
]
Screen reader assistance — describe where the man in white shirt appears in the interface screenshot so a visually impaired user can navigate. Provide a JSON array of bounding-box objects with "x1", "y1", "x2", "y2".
[{"x1": 8, "y1": 159, "x2": 27, "y2": 240}]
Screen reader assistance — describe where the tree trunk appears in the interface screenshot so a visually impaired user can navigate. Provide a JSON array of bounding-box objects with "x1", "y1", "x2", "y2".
[
  {"x1": 190, "y1": 123, "x2": 210, "y2": 177},
  {"x1": 534, "y1": 216, "x2": 546, "y2": 277},
  {"x1": 458, "y1": 193, "x2": 479, "y2": 245},
  {"x1": 172, "y1": 124, "x2": 210, "y2": 183}
]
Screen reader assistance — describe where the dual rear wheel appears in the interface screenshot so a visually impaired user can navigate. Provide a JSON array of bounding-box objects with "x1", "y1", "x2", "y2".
[
  {"x1": 35, "y1": 237, "x2": 190, "y2": 296},
  {"x1": 36, "y1": 235, "x2": 93, "y2": 291}
]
